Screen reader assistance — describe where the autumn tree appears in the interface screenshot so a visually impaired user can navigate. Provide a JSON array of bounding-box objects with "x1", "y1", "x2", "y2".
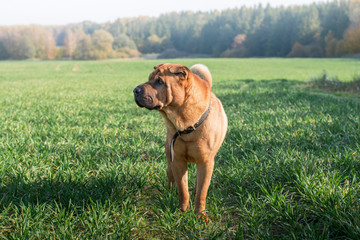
[
  {"x1": 0, "y1": 27, "x2": 35, "y2": 59},
  {"x1": 344, "y1": 0, "x2": 360, "y2": 54},
  {"x1": 344, "y1": 24, "x2": 360, "y2": 54},
  {"x1": 63, "y1": 29, "x2": 77, "y2": 58},
  {"x1": 221, "y1": 34, "x2": 249, "y2": 57},
  {"x1": 113, "y1": 34, "x2": 141, "y2": 58},
  {"x1": 325, "y1": 31, "x2": 345, "y2": 57},
  {"x1": 28, "y1": 26, "x2": 56, "y2": 59},
  {"x1": 0, "y1": 26, "x2": 56, "y2": 60},
  {"x1": 288, "y1": 42, "x2": 309, "y2": 57},
  {"x1": 91, "y1": 29, "x2": 114, "y2": 59},
  {"x1": 73, "y1": 33, "x2": 94, "y2": 60}
]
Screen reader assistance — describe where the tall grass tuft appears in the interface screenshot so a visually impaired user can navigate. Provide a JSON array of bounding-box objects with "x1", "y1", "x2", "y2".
[{"x1": 308, "y1": 70, "x2": 360, "y2": 94}]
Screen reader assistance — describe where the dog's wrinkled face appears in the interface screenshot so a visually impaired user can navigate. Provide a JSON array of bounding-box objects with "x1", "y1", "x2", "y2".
[{"x1": 133, "y1": 64, "x2": 189, "y2": 110}]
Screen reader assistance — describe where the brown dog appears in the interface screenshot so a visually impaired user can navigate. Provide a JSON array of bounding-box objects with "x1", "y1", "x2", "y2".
[{"x1": 133, "y1": 63, "x2": 227, "y2": 217}]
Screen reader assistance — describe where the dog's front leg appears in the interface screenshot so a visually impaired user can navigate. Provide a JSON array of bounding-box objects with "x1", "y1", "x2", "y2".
[
  {"x1": 194, "y1": 160, "x2": 214, "y2": 216},
  {"x1": 165, "y1": 144, "x2": 175, "y2": 187},
  {"x1": 171, "y1": 159, "x2": 189, "y2": 212}
]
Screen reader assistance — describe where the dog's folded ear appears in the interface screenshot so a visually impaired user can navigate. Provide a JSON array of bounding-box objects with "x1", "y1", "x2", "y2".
[
  {"x1": 169, "y1": 66, "x2": 189, "y2": 80},
  {"x1": 154, "y1": 64, "x2": 164, "y2": 70}
]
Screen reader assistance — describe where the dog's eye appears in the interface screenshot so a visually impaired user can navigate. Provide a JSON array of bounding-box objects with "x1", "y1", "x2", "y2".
[{"x1": 157, "y1": 78, "x2": 164, "y2": 85}]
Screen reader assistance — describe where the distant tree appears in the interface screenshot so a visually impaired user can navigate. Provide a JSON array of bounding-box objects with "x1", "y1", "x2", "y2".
[
  {"x1": 0, "y1": 27, "x2": 35, "y2": 59},
  {"x1": 199, "y1": 18, "x2": 236, "y2": 56},
  {"x1": 288, "y1": 36, "x2": 323, "y2": 58},
  {"x1": 109, "y1": 19, "x2": 126, "y2": 38},
  {"x1": 0, "y1": 41, "x2": 9, "y2": 60},
  {"x1": 63, "y1": 29, "x2": 77, "y2": 58},
  {"x1": 91, "y1": 29, "x2": 114, "y2": 59},
  {"x1": 73, "y1": 34, "x2": 94, "y2": 60},
  {"x1": 264, "y1": 8, "x2": 297, "y2": 57},
  {"x1": 113, "y1": 34, "x2": 137, "y2": 50},
  {"x1": 140, "y1": 34, "x2": 171, "y2": 53},
  {"x1": 28, "y1": 26, "x2": 57, "y2": 59},
  {"x1": 343, "y1": 0, "x2": 360, "y2": 54},
  {"x1": 112, "y1": 34, "x2": 140, "y2": 58},
  {"x1": 319, "y1": 1, "x2": 350, "y2": 39},
  {"x1": 325, "y1": 31, "x2": 345, "y2": 57},
  {"x1": 92, "y1": 30, "x2": 114, "y2": 51},
  {"x1": 114, "y1": 47, "x2": 141, "y2": 58},
  {"x1": 81, "y1": 21, "x2": 102, "y2": 35},
  {"x1": 52, "y1": 26, "x2": 66, "y2": 46},
  {"x1": 296, "y1": 5, "x2": 321, "y2": 45},
  {"x1": 251, "y1": 4, "x2": 265, "y2": 29},
  {"x1": 232, "y1": 34, "x2": 246, "y2": 49},
  {"x1": 125, "y1": 16, "x2": 154, "y2": 46},
  {"x1": 288, "y1": 42, "x2": 309, "y2": 57},
  {"x1": 221, "y1": 34, "x2": 249, "y2": 58},
  {"x1": 0, "y1": 26, "x2": 56, "y2": 60},
  {"x1": 17, "y1": 35, "x2": 36, "y2": 59},
  {"x1": 349, "y1": 0, "x2": 360, "y2": 26},
  {"x1": 221, "y1": 47, "x2": 250, "y2": 58},
  {"x1": 344, "y1": 24, "x2": 360, "y2": 54},
  {"x1": 0, "y1": 27, "x2": 16, "y2": 59},
  {"x1": 244, "y1": 25, "x2": 268, "y2": 57},
  {"x1": 160, "y1": 11, "x2": 212, "y2": 53},
  {"x1": 157, "y1": 48, "x2": 187, "y2": 59}
]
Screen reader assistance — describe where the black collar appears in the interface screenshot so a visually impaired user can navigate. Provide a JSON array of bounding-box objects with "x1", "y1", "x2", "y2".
[{"x1": 170, "y1": 102, "x2": 211, "y2": 162}]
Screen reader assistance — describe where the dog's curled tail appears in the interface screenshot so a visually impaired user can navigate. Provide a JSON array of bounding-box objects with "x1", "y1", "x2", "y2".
[{"x1": 190, "y1": 64, "x2": 212, "y2": 89}]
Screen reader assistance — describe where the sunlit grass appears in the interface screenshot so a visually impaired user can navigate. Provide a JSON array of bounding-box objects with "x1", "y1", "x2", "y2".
[{"x1": 0, "y1": 58, "x2": 359, "y2": 239}]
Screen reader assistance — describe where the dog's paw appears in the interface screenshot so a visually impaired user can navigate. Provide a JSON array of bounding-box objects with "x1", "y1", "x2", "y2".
[{"x1": 197, "y1": 212, "x2": 211, "y2": 223}]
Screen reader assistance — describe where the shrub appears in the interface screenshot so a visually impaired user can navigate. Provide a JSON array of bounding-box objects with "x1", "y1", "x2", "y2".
[
  {"x1": 307, "y1": 70, "x2": 360, "y2": 93},
  {"x1": 113, "y1": 47, "x2": 141, "y2": 58},
  {"x1": 157, "y1": 48, "x2": 187, "y2": 59},
  {"x1": 221, "y1": 47, "x2": 250, "y2": 58}
]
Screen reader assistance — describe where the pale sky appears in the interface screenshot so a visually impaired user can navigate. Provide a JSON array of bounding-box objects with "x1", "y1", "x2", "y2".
[{"x1": 1, "y1": 0, "x2": 328, "y2": 26}]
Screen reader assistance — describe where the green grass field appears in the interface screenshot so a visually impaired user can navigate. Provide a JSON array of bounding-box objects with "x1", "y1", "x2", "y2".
[{"x1": 0, "y1": 58, "x2": 359, "y2": 239}]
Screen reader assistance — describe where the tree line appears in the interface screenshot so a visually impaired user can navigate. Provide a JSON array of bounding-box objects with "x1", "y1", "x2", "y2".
[{"x1": 0, "y1": 0, "x2": 359, "y2": 60}]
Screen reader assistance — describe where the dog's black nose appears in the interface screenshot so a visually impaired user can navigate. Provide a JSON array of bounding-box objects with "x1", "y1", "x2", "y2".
[{"x1": 133, "y1": 86, "x2": 143, "y2": 96}]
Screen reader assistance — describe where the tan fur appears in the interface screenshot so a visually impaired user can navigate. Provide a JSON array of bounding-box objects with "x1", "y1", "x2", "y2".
[{"x1": 134, "y1": 63, "x2": 227, "y2": 219}]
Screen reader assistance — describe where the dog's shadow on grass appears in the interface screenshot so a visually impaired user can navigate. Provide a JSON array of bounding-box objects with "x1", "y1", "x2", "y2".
[{"x1": 0, "y1": 167, "x2": 146, "y2": 209}]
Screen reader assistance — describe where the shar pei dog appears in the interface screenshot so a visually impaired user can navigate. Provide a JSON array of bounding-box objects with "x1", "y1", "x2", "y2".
[{"x1": 133, "y1": 63, "x2": 227, "y2": 219}]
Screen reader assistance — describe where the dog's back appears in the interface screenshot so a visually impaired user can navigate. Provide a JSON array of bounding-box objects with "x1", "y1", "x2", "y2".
[{"x1": 190, "y1": 64, "x2": 212, "y2": 89}]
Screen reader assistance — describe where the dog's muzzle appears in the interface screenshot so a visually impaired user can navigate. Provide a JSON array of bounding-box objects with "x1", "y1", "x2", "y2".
[
  {"x1": 133, "y1": 86, "x2": 160, "y2": 110},
  {"x1": 133, "y1": 86, "x2": 146, "y2": 107}
]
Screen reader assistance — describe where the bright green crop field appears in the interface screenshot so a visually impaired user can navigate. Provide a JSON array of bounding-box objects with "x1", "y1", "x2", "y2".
[{"x1": 0, "y1": 58, "x2": 359, "y2": 239}]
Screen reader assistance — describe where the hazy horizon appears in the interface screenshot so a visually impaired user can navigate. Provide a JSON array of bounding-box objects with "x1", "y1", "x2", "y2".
[{"x1": 1, "y1": 0, "x2": 328, "y2": 26}]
